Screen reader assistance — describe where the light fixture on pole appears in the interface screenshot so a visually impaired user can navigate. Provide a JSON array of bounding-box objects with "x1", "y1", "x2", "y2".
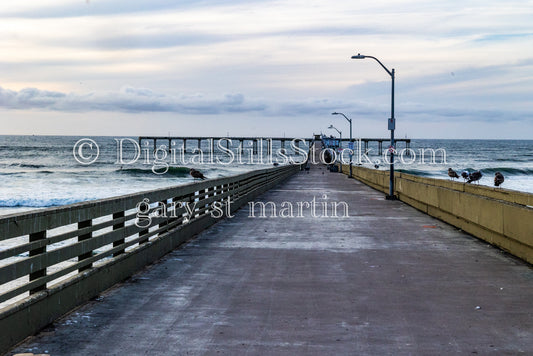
[
  {"x1": 328, "y1": 124, "x2": 342, "y2": 173},
  {"x1": 351, "y1": 53, "x2": 396, "y2": 200},
  {"x1": 327, "y1": 124, "x2": 342, "y2": 148},
  {"x1": 332, "y1": 112, "x2": 353, "y2": 178}
]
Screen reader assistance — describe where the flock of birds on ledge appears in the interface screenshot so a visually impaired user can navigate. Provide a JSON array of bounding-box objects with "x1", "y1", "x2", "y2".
[
  {"x1": 448, "y1": 168, "x2": 505, "y2": 187},
  {"x1": 190, "y1": 167, "x2": 505, "y2": 188}
]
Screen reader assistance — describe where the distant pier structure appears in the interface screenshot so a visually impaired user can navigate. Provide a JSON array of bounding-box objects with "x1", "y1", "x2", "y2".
[
  {"x1": 317, "y1": 133, "x2": 410, "y2": 151},
  {"x1": 138, "y1": 136, "x2": 411, "y2": 155},
  {"x1": 356, "y1": 137, "x2": 411, "y2": 153},
  {"x1": 138, "y1": 136, "x2": 313, "y2": 155}
]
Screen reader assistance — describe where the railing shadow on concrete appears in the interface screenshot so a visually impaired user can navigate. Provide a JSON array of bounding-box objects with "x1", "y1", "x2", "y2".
[
  {"x1": 339, "y1": 164, "x2": 533, "y2": 265},
  {"x1": 0, "y1": 164, "x2": 300, "y2": 354}
]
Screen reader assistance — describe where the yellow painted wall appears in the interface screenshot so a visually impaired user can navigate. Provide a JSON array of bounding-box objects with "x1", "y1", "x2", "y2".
[{"x1": 341, "y1": 165, "x2": 533, "y2": 264}]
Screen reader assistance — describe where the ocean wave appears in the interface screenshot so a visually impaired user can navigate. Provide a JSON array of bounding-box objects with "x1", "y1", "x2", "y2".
[
  {"x1": 447, "y1": 167, "x2": 532, "y2": 176},
  {"x1": 117, "y1": 166, "x2": 191, "y2": 177},
  {"x1": 476, "y1": 167, "x2": 533, "y2": 175},
  {"x1": 400, "y1": 167, "x2": 533, "y2": 177},
  {"x1": 492, "y1": 157, "x2": 531, "y2": 162},
  {"x1": 396, "y1": 169, "x2": 435, "y2": 177},
  {"x1": 0, "y1": 197, "x2": 89, "y2": 208},
  {"x1": 0, "y1": 169, "x2": 55, "y2": 175},
  {"x1": 8, "y1": 163, "x2": 47, "y2": 169}
]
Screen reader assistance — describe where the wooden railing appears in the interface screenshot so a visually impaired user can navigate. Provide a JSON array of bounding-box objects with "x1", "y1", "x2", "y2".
[{"x1": 0, "y1": 164, "x2": 300, "y2": 309}]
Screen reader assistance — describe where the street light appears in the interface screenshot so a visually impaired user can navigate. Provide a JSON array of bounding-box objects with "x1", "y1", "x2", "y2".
[
  {"x1": 332, "y1": 112, "x2": 353, "y2": 178},
  {"x1": 328, "y1": 125, "x2": 342, "y2": 172},
  {"x1": 327, "y1": 124, "x2": 342, "y2": 148},
  {"x1": 351, "y1": 53, "x2": 396, "y2": 200}
]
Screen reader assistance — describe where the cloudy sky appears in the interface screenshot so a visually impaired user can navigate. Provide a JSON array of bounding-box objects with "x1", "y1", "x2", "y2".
[{"x1": 1, "y1": 0, "x2": 532, "y2": 138}]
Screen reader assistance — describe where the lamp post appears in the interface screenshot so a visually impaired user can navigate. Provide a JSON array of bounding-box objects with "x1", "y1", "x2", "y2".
[
  {"x1": 328, "y1": 125, "x2": 342, "y2": 172},
  {"x1": 332, "y1": 112, "x2": 353, "y2": 178},
  {"x1": 327, "y1": 124, "x2": 342, "y2": 148},
  {"x1": 351, "y1": 53, "x2": 396, "y2": 200}
]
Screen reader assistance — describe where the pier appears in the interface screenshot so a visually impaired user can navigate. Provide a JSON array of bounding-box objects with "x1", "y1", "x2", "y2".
[
  {"x1": 323, "y1": 137, "x2": 412, "y2": 152},
  {"x1": 138, "y1": 136, "x2": 312, "y2": 155},
  {"x1": 2, "y1": 142, "x2": 532, "y2": 355},
  {"x1": 138, "y1": 136, "x2": 411, "y2": 154}
]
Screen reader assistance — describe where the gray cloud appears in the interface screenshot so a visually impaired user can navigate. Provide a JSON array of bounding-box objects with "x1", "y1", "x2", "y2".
[
  {"x1": 2, "y1": 85, "x2": 529, "y2": 126},
  {"x1": 0, "y1": 87, "x2": 67, "y2": 108},
  {"x1": 0, "y1": 85, "x2": 267, "y2": 114},
  {"x1": 0, "y1": 85, "x2": 364, "y2": 118}
]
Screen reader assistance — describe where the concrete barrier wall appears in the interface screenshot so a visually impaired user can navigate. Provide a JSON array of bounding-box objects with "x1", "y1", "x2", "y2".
[
  {"x1": 340, "y1": 164, "x2": 533, "y2": 264},
  {"x1": 0, "y1": 164, "x2": 300, "y2": 354}
]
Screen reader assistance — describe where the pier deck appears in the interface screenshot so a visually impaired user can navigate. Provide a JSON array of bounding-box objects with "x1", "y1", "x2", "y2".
[{"x1": 11, "y1": 164, "x2": 533, "y2": 355}]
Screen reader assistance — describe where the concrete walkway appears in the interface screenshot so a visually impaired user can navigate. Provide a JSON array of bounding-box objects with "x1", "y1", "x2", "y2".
[{"x1": 11, "y1": 164, "x2": 533, "y2": 355}]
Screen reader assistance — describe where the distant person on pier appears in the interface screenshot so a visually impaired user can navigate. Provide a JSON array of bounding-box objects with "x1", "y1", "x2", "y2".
[{"x1": 323, "y1": 150, "x2": 333, "y2": 165}]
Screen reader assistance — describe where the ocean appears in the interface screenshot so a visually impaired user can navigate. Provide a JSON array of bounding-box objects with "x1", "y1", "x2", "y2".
[
  {"x1": 390, "y1": 139, "x2": 533, "y2": 192},
  {"x1": 0, "y1": 135, "x2": 531, "y2": 217}
]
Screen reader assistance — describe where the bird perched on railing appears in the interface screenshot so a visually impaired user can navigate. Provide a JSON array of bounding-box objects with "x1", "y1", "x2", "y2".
[
  {"x1": 467, "y1": 170, "x2": 482, "y2": 184},
  {"x1": 190, "y1": 168, "x2": 206, "y2": 180},
  {"x1": 461, "y1": 170, "x2": 469, "y2": 182},
  {"x1": 494, "y1": 171, "x2": 504, "y2": 187},
  {"x1": 448, "y1": 168, "x2": 460, "y2": 180}
]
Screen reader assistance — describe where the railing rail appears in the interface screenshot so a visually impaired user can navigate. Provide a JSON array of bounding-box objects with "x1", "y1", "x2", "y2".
[{"x1": 0, "y1": 164, "x2": 300, "y2": 307}]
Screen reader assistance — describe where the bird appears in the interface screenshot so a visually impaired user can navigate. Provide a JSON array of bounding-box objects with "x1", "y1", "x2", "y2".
[
  {"x1": 467, "y1": 170, "x2": 482, "y2": 184},
  {"x1": 494, "y1": 171, "x2": 504, "y2": 187},
  {"x1": 273, "y1": 162, "x2": 279, "y2": 167},
  {"x1": 190, "y1": 168, "x2": 206, "y2": 180},
  {"x1": 461, "y1": 170, "x2": 469, "y2": 182},
  {"x1": 448, "y1": 168, "x2": 460, "y2": 180}
]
